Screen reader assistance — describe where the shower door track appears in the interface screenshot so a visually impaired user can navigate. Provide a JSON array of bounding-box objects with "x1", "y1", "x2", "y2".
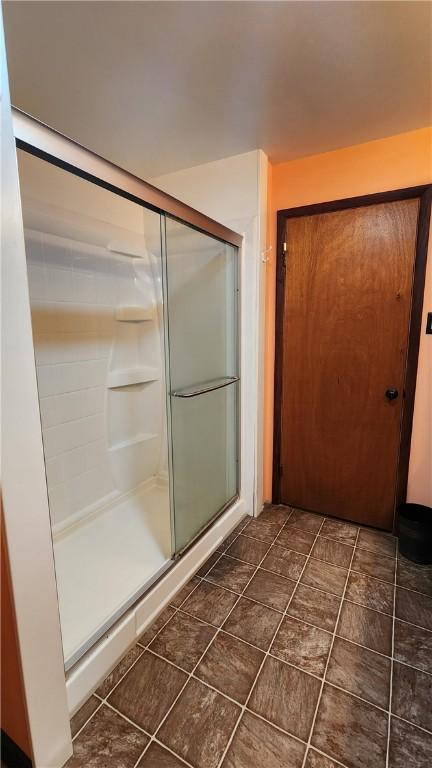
[
  {"x1": 65, "y1": 492, "x2": 240, "y2": 670},
  {"x1": 64, "y1": 559, "x2": 173, "y2": 671},
  {"x1": 173, "y1": 493, "x2": 240, "y2": 559},
  {"x1": 12, "y1": 108, "x2": 242, "y2": 248}
]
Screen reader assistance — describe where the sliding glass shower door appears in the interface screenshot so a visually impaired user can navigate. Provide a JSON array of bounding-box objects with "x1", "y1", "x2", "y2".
[{"x1": 164, "y1": 217, "x2": 239, "y2": 553}]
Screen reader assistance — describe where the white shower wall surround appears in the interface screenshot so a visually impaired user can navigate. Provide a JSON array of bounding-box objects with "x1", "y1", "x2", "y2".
[{"x1": 25, "y1": 225, "x2": 168, "y2": 535}]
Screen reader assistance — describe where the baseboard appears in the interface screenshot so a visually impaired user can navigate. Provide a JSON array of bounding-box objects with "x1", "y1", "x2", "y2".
[{"x1": 1, "y1": 731, "x2": 32, "y2": 768}]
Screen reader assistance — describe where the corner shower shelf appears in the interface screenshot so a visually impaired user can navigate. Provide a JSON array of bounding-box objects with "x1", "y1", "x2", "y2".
[
  {"x1": 108, "y1": 433, "x2": 158, "y2": 452},
  {"x1": 107, "y1": 367, "x2": 159, "y2": 388},
  {"x1": 115, "y1": 306, "x2": 154, "y2": 322}
]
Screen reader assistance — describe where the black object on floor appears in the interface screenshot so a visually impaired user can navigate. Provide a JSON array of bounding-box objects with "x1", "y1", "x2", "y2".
[
  {"x1": 398, "y1": 504, "x2": 432, "y2": 564},
  {"x1": 0, "y1": 731, "x2": 32, "y2": 768}
]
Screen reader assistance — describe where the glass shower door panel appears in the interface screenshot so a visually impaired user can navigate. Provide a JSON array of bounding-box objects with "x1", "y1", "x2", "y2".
[
  {"x1": 165, "y1": 217, "x2": 239, "y2": 553},
  {"x1": 171, "y1": 382, "x2": 238, "y2": 552},
  {"x1": 17, "y1": 150, "x2": 173, "y2": 667}
]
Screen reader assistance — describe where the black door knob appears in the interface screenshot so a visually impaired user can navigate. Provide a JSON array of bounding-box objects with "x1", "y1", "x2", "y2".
[{"x1": 385, "y1": 388, "x2": 399, "y2": 401}]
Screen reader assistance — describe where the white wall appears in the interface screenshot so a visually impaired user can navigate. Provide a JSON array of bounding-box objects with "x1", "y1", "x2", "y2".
[
  {"x1": 1, "y1": 8, "x2": 72, "y2": 763},
  {"x1": 151, "y1": 149, "x2": 268, "y2": 513}
]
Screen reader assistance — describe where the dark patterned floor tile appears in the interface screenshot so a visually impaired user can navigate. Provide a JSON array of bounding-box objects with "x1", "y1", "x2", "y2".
[
  {"x1": 326, "y1": 637, "x2": 391, "y2": 709},
  {"x1": 351, "y1": 547, "x2": 395, "y2": 584},
  {"x1": 244, "y1": 568, "x2": 296, "y2": 612},
  {"x1": 301, "y1": 559, "x2": 348, "y2": 597},
  {"x1": 204, "y1": 555, "x2": 255, "y2": 594},
  {"x1": 217, "y1": 520, "x2": 248, "y2": 553},
  {"x1": 223, "y1": 597, "x2": 281, "y2": 651},
  {"x1": 70, "y1": 696, "x2": 101, "y2": 738},
  {"x1": 320, "y1": 519, "x2": 358, "y2": 546},
  {"x1": 242, "y1": 516, "x2": 284, "y2": 543},
  {"x1": 223, "y1": 710, "x2": 305, "y2": 768},
  {"x1": 285, "y1": 509, "x2": 324, "y2": 534},
  {"x1": 311, "y1": 684, "x2": 388, "y2": 768},
  {"x1": 137, "y1": 742, "x2": 184, "y2": 767},
  {"x1": 196, "y1": 552, "x2": 221, "y2": 578},
  {"x1": 395, "y1": 587, "x2": 432, "y2": 631},
  {"x1": 271, "y1": 616, "x2": 332, "y2": 677},
  {"x1": 96, "y1": 646, "x2": 143, "y2": 698},
  {"x1": 108, "y1": 651, "x2": 187, "y2": 733},
  {"x1": 231, "y1": 516, "x2": 250, "y2": 534},
  {"x1": 138, "y1": 607, "x2": 176, "y2": 646},
  {"x1": 65, "y1": 704, "x2": 148, "y2": 768},
  {"x1": 226, "y1": 534, "x2": 270, "y2": 565},
  {"x1": 262, "y1": 545, "x2": 307, "y2": 580},
  {"x1": 169, "y1": 576, "x2": 201, "y2": 609},
  {"x1": 259, "y1": 505, "x2": 293, "y2": 526},
  {"x1": 394, "y1": 619, "x2": 432, "y2": 674},
  {"x1": 388, "y1": 716, "x2": 432, "y2": 768},
  {"x1": 182, "y1": 580, "x2": 238, "y2": 626},
  {"x1": 311, "y1": 537, "x2": 353, "y2": 569},
  {"x1": 196, "y1": 632, "x2": 264, "y2": 704},
  {"x1": 249, "y1": 655, "x2": 321, "y2": 740},
  {"x1": 337, "y1": 601, "x2": 392, "y2": 656},
  {"x1": 304, "y1": 750, "x2": 345, "y2": 768},
  {"x1": 396, "y1": 556, "x2": 432, "y2": 597},
  {"x1": 287, "y1": 583, "x2": 341, "y2": 632},
  {"x1": 357, "y1": 529, "x2": 396, "y2": 558},
  {"x1": 345, "y1": 572, "x2": 394, "y2": 615},
  {"x1": 158, "y1": 678, "x2": 240, "y2": 768},
  {"x1": 276, "y1": 526, "x2": 316, "y2": 555},
  {"x1": 149, "y1": 611, "x2": 216, "y2": 671},
  {"x1": 392, "y1": 662, "x2": 432, "y2": 731}
]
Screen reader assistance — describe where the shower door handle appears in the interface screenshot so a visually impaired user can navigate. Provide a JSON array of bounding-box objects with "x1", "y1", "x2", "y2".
[{"x1": 171, "y1": 376, "x2": 239, "y2": 398}]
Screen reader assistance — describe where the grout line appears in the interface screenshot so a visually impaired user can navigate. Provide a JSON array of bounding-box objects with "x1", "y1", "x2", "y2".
[
  {"x1": 386, "y1": 542, "x2": 398, "y2": 768},
  {"x1": 307, "y1": 747, "x2": 350, "y2": 768},
  {"x1": 69, "y1": 510, "x2": 431, "y2": 763},
  {"x1": 392, "y1": 614, "x2": 432, "y2": 634},
  {"x1": 104, "y1": 541, "x2": 429, "y2": 730},
  {"x1": 85, "y1": 536, "x2": 231, "y2": 716},
  {"x1": 300, "y1": 525, "x2": 360, "y2": 768},
  {"x1": 147, "y1": 640, "x2": 324, "y2": 686},
  {"x1": 152, "y1": 738, "x2": 195, "y2": 768},
  {"x1": 391, "y1": 713, "x2": 432, "y2": 737},
  {"x1": 216, "y1": 515, "x2": 327, "y2": 768},
  {"x1": 392, "y1": 656, "x2": 432, "y2": 677},
  {"x1": 241, "y1": 707, "x2": 307, "y2": 747},
  {"x1": 217, "y1": 545, "x2": 432, "y2": 630},
  {"x1": 323, "y1": 680, "x2": 390, "y2": 717},
  {"x1": 94, "y1": 648, "x2": 432, "y2": 768},
  {"x1": 342, "y1": 595, "x2": 394, "y2": 618},
  {"x1": 103, "y1": 698, "x2": 152, "y2": 737},
  {"x1": 350, "y1": 564, "x2": 395, "y2": 588},
  {"x1": 70, "y1": 698, "x2": 103, "y2": 742},
  {"x1": 133, "y1": 513, "x2": 291, "y2": 766}
]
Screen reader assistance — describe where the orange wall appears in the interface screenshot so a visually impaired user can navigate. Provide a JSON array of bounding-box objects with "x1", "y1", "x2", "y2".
[{"x1": 264, "y1": 126, "x2": 432, "y2": 502}]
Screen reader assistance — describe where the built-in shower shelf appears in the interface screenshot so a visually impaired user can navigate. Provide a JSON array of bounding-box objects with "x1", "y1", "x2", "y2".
[
  {"x1": 109, "y1": 433, "x2": 158, "y2": 452},
  {"x1": 115, "y1": 305, "x2": 154, "y2": 322},
  {"x1": 107, "y1": 367, "x2": 159, "y2": 388}
]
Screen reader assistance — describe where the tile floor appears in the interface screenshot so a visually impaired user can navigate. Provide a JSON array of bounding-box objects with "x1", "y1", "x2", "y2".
[{"x1": 66, "y1": 506, "x2": 432, "y2": 768}]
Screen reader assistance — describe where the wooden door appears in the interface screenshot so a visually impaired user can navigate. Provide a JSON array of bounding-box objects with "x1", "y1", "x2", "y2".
[{"x1": 276, "y1": 199, "x2": 420, "y2": 529}]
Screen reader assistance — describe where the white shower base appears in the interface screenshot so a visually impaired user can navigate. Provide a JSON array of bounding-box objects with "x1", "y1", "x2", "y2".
[{"x1": 53, "y1": 479, "x2": 172, "y2": 667}]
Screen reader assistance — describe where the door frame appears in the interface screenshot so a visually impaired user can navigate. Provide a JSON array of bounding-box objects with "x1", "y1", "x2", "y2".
[{"x1": 272, "y1": 185, "x2": 432, "y2": 529}]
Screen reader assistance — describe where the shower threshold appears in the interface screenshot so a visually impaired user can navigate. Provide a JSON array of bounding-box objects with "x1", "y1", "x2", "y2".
[{"x1": 54, "y1": 479, "x2": 172, "y2": 669}]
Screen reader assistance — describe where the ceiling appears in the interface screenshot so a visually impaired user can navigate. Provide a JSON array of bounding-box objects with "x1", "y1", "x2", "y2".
[{"x1": 3, "y1": 1, "x2": 431, "y2": 178}]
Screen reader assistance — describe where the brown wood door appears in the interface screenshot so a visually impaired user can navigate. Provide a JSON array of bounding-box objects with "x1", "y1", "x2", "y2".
[{"x1": 277, "y1": 199, "x2": 420, "y2": 530}]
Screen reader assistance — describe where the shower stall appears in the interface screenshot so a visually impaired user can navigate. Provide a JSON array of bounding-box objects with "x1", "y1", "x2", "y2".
[{"x1": 15, "y1": 112, "x2": 241, "y2": 671}]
